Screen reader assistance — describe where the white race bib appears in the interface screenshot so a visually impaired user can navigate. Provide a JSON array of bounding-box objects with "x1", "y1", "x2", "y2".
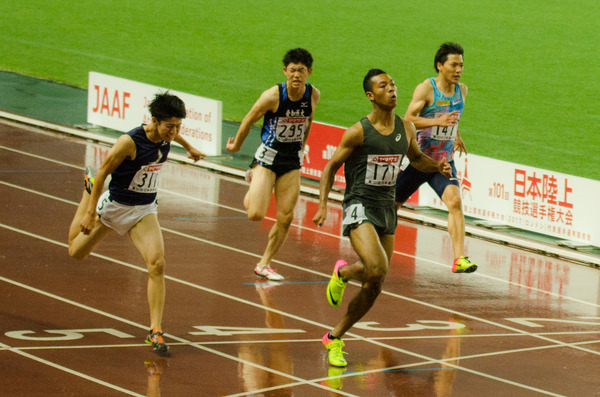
[
  {"x1": 255, "y1": 143, "x2": 278, "y2": 165},
  {"x1": 431, "y1": 113, "x2": 458, "y2": 141},
  {"x1": 128, "y1": 163, "x2": 163, "y2": 193},
  {"x1": 275, "y1": 117, "x2": 307, "y2": 143},
  {"x1": 365, "y1": 154, "x2": 402, "y2": 186},
  {"x1": 342, "y1": 203, "x2": 368, "y2": 226}
]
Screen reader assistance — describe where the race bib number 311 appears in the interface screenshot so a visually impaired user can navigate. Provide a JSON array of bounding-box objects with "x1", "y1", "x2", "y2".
[
  {"x1": 365, "y1": 154, "x2": 402, "y2": 186},
  {"x1": 128, "y1": 163, "x2": 163, "y2": 193}
]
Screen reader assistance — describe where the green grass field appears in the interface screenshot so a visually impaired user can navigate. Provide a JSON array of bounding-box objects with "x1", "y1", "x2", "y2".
[{"x1": 1, "y1": 0, "x2": 598, "y2": 179}]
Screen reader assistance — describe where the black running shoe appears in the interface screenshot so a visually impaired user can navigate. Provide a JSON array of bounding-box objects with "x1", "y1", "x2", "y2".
[{"x1": 145, "y1": 328, "x2": 169, "y2": 355}]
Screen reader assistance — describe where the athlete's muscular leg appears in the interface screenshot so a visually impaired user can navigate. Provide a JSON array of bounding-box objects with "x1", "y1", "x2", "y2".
[
  {"x1": 258, "y1": 169, "x2": 300, "y2": 266},
  {"x1": 68, "y1": 191, "x2": 111, "y2": 259},
  {"x1": 441, "y1": 184, "x2": 465, "y2": 259},
  {"x1": 244, "y1": 165, "x2": 276, "y2": 221},
  {"x1": 69, "y1": 191, "x2": 91, "y2": 243},
  {"x1": 129, "y1": 214, "x2": 166, "y2": 330},
  {"x1": 331, "y1": 224, "x2": 394, "y2": 338}
]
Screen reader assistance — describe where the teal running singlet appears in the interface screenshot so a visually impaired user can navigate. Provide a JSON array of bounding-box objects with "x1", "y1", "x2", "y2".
[{"x1": 417, "y1": 78, "x2": 464, "y2": 162}]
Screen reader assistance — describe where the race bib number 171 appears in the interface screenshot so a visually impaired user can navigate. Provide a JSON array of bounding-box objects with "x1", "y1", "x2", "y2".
[{"x1": 365, "y1": 154, "x2": 402, "y2": 186}]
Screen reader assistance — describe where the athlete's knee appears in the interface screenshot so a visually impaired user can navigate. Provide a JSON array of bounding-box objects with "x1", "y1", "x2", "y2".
[
  {"x1": 364, "y1": 261, "x2": 387, "y2": 285},
  {"x1": 447, "y1": 197, "x2": 462, "y2": 213},
  {"x1": 363, "y1": 279, "x2": 384, "y2": 301},
  {"x1": 245, "y1": 197, "x2": 269, "y2": 221},
  {"x1": 67, "y1": 240, "x2": 91, "y2": 260},
  {"x1": 147, "y1": 257, "x2": 165, "y2": 277},
  {"x1": 276, "y1": 211, "x2": 294, "y2": 228},
  {"x1": 68, "y1": 246, "x2": 88, "y2": 261},
  {"x1": 444, "y1": 191, "x2": 462, "y2": 212},
  {"x1": 247, "y1": 208, "x2": 266, "y2": 222}
]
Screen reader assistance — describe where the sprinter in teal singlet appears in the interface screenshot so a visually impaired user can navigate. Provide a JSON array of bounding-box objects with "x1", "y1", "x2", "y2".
[
  {"x1": 226, "y1": 48, "x2": 320, "y2": 281},
  {"x1": 313, "y1": 69, "x2": 452, "y2": 367},
  {"x1": 395, "y1": 42, "x2": 477, "y2": 274}
]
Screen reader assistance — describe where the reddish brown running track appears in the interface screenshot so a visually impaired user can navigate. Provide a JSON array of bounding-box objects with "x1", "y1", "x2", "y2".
[{"x1": 1, "y1": 119, "x2": 600, "y2": 396}]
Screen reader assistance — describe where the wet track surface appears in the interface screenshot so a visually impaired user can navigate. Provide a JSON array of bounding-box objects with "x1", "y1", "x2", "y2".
[{"x1": 2, "y1": 121, "x2": 600, "y2": 396}]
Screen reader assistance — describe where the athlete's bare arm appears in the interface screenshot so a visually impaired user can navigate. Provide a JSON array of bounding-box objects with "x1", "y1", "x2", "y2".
[
  {"x1": 403, "y1": 118, "x2": 452, "y2": 178},
  {"x1": 80, "y1": 135, "x2": 136, "y2": 234},
  {"x1": 454, "y1": 82, "x2": 469, "y2": 156},
  {"x1": 312, "y1": 122, "x2": 363, "y2": 227},
  {"x1": 174, "y1": 135, "x2": 205, "y2": 161},
  {"x1": 302, "y1": 86, "x2": 321, "y2": 148},
  {"x1": 226, "y1": 86, "x2": 279, "y2": 153},
  {"x1": 405, "y1": 80, "x2": 460, "y2": 129}
]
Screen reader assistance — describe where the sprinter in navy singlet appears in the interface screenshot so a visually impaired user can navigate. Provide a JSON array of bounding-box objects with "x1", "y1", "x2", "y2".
[
  {"x1": 226, "y1": 48, "x2": 320, "y2": 281},
  {"x1": 68, "y1": 92, "x2": 204, "y2": 354},
  {"x1": 108, "y1": 125, "x2": 170, "y2": 205},
  {"x1": 254, "y1": 81, "x2": 313, "y2": 176}
]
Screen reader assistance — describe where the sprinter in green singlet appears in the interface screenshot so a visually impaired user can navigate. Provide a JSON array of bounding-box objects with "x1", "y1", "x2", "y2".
[{"x1": 313, "y1": 69, "x2": 453, "y2": 367}]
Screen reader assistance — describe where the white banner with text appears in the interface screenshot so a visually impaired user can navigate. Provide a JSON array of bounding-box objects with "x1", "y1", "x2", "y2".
[
  {"x1": 87, "y1": 72, "x2": 222, "y2": 155},
  {"x1": 414, "y1": 154, "x2": 599, "y2": 246}
]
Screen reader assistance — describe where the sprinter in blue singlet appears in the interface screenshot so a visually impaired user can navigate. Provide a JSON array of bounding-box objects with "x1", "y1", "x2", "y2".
[
  {"x1": 226, "y1": 48, "x2": 321, "y2": 281},
  {"x1": 395, "y1": 42, "x2": 477, "y2": 274}
]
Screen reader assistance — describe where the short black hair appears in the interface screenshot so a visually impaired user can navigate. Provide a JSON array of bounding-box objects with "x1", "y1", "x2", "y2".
[
  {"x1": 434, "y1": 42, "x2": 464, "y2": 72},
  {"x1": 283, "y1": 48, "x2": 313, "y2": 69},
  {"x1": 363, "y1": 68, "x2": 387, "y2": 93},
  {"x1": 148, "y1": 92, "x2": 186, "y2": 122}
]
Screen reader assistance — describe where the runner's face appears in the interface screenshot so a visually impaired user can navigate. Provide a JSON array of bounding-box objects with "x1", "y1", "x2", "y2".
[
  {"x1": 438, "y1": 54, "x2": 464, "y2": 84},
  {"x1": 368, "y1": 74, "x2": 397, "y2": 109},
  {"x1": 283, "y1": 62, "x2": 311, "y2": 89},
  {"x1": 156, "y1": 117, "x2": 183, "y2": 141}
]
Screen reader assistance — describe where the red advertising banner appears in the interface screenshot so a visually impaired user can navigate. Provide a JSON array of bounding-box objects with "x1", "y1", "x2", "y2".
[
  {"x1": 303, "y1": 121, "x2": 420, "y2": 204},
  {"x1": 301, "y1": 121, "x2": 346, "y2": 187}
]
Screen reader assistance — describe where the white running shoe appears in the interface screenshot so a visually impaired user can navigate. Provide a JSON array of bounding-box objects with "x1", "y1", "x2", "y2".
[{"x1": 254, "y1": 264, "x2": 284, "y2": 281}]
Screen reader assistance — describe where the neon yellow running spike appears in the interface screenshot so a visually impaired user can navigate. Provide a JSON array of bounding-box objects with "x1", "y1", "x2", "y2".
[
  {"x1": 322, "y1": 333, "x2": 348, "y2": 367},
  {"x1": 84, "y1": 166, "x2": 96, "y2": 194},
  {"x1": 452, "y1": 256, "x2": 478, "y2": 273},
  {"x1": 326, "y1": 259, "x2": 348, "y2": 307}
]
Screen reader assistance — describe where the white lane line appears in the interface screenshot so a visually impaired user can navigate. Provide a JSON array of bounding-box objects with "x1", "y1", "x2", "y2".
[
  {"x1": 4, "y1": 175, "x2": 598, "y2": 312},
  {"x1": 0, "y1": 144, "x2": 83, "y2": 169},
  {"x1": 1, "y1": 149, "x2": 598, "y2": 308},
  {"x1": 0, "y1": 224, "x2": 574, "y2": 396},
  {"x1": 0, "y1": 341, "x2": 144, "y2": 396},
  {"x1": 9, "y1": 337, "x2": 600, "y2": 366},
  {"x1": 0, "y1": 273, "x2": 360, "y2": 397}
]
